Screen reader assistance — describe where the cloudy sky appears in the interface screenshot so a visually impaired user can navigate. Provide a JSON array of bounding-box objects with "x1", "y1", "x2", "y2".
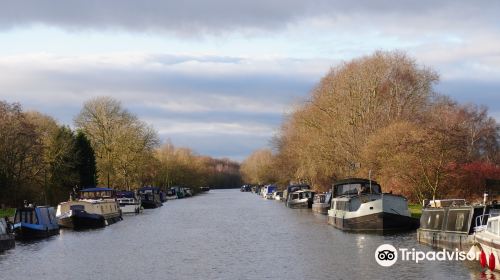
[{"x1": 1, "y1": 1, "x2": 499, "y2": 160}]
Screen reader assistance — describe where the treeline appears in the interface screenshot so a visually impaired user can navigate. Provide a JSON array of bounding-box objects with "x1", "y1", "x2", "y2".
[
  {"x1": 241, "y1": 51, "x2": 500, "y2": 203},
  {"x1": 0, "y1": 102, "x2": 97, "y2": 207},
  {"x1": 0, "y1": 97, "x2": 241, "y2": 207}
]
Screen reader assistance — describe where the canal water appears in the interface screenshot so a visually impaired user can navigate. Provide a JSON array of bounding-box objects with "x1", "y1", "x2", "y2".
[{"x1": 0, "y1": 189, "x2": 497, "y2": 280}]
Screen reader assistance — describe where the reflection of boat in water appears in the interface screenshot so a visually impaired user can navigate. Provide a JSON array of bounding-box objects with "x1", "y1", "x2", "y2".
[
  {"x1": 116, "y1": 191, "x2": 142, "y2": 214},
  {"x1": 286, "y1": 190, "x2": 315, "y2": 209},
  {"x1": 312, "y1": 192, "x2": 332, "y2": 214},
  {"x1": 13, "y1": 205, "x2": 59, "y2": 239},
  {"x1": 328, "y1": 178, "x2": 418, "y2": 231},
  {"x1": 56, "y1": 188, "x2": 123, "y2": 229},
  {"x1": 0, "y1": 218, "x2": 15, "y2": 252}
]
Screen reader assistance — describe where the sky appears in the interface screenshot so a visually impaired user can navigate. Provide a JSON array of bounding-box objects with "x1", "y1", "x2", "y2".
[{"x1": 1, "y1": 1, "x2": 499, "y2": 161}]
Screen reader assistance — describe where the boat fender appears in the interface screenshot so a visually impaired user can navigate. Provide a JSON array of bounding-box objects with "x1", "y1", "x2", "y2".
[
  {"x1": 467, "y1": 245, "x2": 481, "y2": 260},
  {"x1": 480, "y1": 250, "x2": 487, "y2": 268},
  {"x1": 489, "y1": 252, "x2": 496, "y2": 271}
]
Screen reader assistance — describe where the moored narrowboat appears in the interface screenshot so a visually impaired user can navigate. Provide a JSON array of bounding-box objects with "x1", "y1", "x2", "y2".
[
  {"x1": 165, "y1": 188, "x2": 178, "y2": 200},
  {"x1": 13, "y1": 205, "x2": 59, "y2": 240},
  {"x1": 116, "y1": 191, "x2": 142, "y2": 214},
  {"x1": 138, "y1": 187, "x2": 163, "y2": 209},
  {"x1": 417, "y1": 199, "x2": 497, "y2": 251},
  {"x1": 56, "y1": 187, "x2": 123, "y2": 229}
]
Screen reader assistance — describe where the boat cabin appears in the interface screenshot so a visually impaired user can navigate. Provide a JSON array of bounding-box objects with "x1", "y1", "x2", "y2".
[
  {"x1": 13, "y1": 206, "x2": 59, "y2": 239},
  {"x1": 80, "y1": 187, "x2": 116, "y2": 199},
  {"x1": 332, "y1": 178, "x2": 381, "y2": 197}
]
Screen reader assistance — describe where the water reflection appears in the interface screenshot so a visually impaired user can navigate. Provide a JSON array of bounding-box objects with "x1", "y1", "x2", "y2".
[{"x1": 0, "y1": 189, "x2": 496, "y2": 279}]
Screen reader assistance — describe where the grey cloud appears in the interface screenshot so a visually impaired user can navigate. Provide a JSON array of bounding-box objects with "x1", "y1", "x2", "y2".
[
  {"x1": 0, "y1": 53, "x2": 318, "y2": 159},
  {"x1": 0, "y1": 0, "x2": 498, "y2": 34}
]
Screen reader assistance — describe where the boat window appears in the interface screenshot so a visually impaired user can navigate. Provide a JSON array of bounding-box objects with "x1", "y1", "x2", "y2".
[
  {"x1": 456, "y1": 213, "x2": 464, "y2": 231},
  {"x1": 420, "y1": 210, "x2": 445, "y2": 230},
  {"x1": 445, "y1": 210, "x2": 470, "y2": 233},
  {"x1": 334, "y1": 183, "x2": 381, "y2": 196},
  {"x1": 434, "y1": 214, "x2": 441, "y2": 229},
  {"x1": 488, "y1": 220, "x2": 499, "y2": 235},
  {"x1": 335, "y1": 201, "x2": 349, "y2": 211}
]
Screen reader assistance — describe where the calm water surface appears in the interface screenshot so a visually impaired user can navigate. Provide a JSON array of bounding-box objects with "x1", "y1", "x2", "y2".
[{"x1": 0, "y1": 189, "x2": 497, "y2": 280}]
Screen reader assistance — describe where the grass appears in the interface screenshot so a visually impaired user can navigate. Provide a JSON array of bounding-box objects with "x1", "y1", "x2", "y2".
[
  {"x1": 0, "y1": 208, "x2": 16, "y2": 218},
  {"x1": 409, "y1": 204, "x2": 422, "y2": 219}
]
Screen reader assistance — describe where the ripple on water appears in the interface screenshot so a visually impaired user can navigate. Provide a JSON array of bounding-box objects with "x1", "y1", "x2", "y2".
[{"x1": 0, "y1": 189, "x2": 497, "y2": 280}]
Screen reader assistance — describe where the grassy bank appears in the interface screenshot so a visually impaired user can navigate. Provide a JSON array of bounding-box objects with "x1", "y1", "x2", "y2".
[
  {"x1": 409, "y1": 204, "x2": 422, "y2": 219},
  {"x1": 0, "y1": 208, "x2": 15, "y2": 218}
]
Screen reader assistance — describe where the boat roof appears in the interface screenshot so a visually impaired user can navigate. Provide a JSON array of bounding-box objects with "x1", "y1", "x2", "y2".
[
  {"x1": 333, "y1": 178, "x2": 378, "y2": 186},
  {"x1": 116, "y1": 191, "x2": 136, "y2": 198},
  {"x1": 81, "y1": 187, "x2": 114, "y2": 192},
  {"x1": 293, "y1": 189, "x2": 314, "y2": 193}
]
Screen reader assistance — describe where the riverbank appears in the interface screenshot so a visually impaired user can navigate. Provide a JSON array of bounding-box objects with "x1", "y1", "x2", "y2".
[
  {"x1": 0, "y1": 208, "x2": 15, "y2": 218},
  {"x1": 408, "y1": 204, "x2": 422, "y2": 218}
]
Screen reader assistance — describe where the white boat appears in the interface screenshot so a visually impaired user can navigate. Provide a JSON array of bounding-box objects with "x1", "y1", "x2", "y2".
[
  {"x1": 286, "y1": 190, "x2": 315, "y2": 208},
  {"x1": 473, "y1": 209, "x2": 500, "y2": 270},
  {"x1": 116, "y1": 191, "x2": 142, "y2": 214},
  {"x1": 262, "y1": 185, "x2": 277, "y2": 199},
  {"x1": 56, "y1": 187, "x2": 123, "y2": 229},
  {"x1": 328, "y1": 178, "x2": 418, "y2": 231},
  {"x1": 312, "y1": 192, "x2": 332, "y2": 214},
  {"x1": 273, "y1": 191, "x2": 283, "y2": 201},
  {"x1": 165, "y1": 188, "x2": 178, "y2": 200}
]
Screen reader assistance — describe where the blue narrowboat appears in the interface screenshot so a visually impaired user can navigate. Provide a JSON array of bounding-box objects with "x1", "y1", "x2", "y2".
[{"x1": 13, "y1": 205, "x2": 59, "y2": 240}]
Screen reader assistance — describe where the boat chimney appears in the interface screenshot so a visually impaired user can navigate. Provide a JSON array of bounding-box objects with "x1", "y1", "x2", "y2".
[{"x1": 368, "y1": 170, "x2": 372, "y2": 194}]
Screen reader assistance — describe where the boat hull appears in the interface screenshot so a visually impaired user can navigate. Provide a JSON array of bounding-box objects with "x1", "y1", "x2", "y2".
[
  {"x1": 119, "y1": 204, "x2": 142, "y2": 214},
  {"x1": 328, "y1": 211, "x2": 419, "y2": 231},
  {"x1": 59, "y1": 211, "x2": 122, "y2": 229},
  {"x1": 141, "y1": 200, "x2": 163, "y2": 209},
  {"x1": 14, "y1": 225, "x2": 59, "y2": 240},
  {"x1": 286, "y1": 201, "x2": 309, "y2": 209},
  {"x1": 0, "y1": 235, "x2": 15, "y2": 252},
  {"x1": 312, "y1": 203, "x2": 329, "y2": 214},
  {"x1": 475, "y1": 230, "x2": 500, "y2": 270},
  {"x1": 417, "y1": 229, "x2": 473, "y2": 251}
]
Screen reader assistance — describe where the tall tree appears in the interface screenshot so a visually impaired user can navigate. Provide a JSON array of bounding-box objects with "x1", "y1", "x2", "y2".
[
  {"x1": 74, "y1": 131, "x2": 97, "y2": 187},
  {"x1": 75, "y1": 96, "x2": 159, "y2": 188}
]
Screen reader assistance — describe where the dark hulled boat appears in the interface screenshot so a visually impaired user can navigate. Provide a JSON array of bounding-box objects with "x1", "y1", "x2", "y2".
[
  {"x1": 13, "y1": 205, "x2": 59, "y2": 240},
  {"x1": 138, "y1": 187, "x2": 163, "y2": 209},
  {"x1": 327, "y1": 178, "x2": 419, "y2": 231},
  {"x1": 0, "y1": 218, "x2": 15, "y2": 252}
]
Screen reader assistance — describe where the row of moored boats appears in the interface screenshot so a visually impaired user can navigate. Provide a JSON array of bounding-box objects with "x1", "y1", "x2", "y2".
[
  {"x1": 245, "y1": 177, "x2": 500, "y2": 271},
  {"x1": 0, "y1": 185, "x2": 208, "y2": 253},
  {"x1": 244, "y1": 178, "x2": 419, "y2": 231}
]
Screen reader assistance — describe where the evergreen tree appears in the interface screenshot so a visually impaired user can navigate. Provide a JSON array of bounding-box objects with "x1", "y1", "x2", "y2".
[{"x1": 74, "y1": 131, "x2": 97, "y2": 187}]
